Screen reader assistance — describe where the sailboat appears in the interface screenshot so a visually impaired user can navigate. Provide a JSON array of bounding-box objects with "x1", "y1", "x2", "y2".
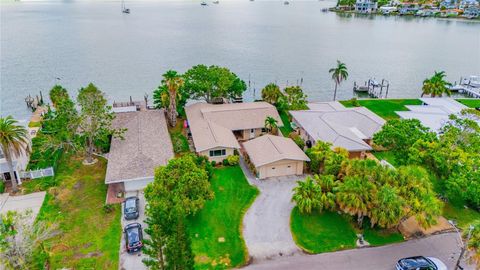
[{"x1": 122, "y1": 0, "x2": 130, "y2": 14}]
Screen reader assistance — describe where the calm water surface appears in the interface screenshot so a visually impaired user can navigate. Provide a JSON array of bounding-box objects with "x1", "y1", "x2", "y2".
[{"x1": 1, "y1": 0, "x2": 479, "y2": 120}]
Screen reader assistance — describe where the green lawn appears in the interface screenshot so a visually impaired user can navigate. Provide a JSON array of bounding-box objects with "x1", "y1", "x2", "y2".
[
  {"x1": 363, "y1": 227, "x2": 404, "y2": 246},
  {"x1": 35, "y1": 156, "x2": 121, "y2": 269},
  {"x1": 188, "y1": 166, "x2": 259, "y2": 269},
  {"x1": 372, "y1": 151, "x2": 398, "y2": 167},
  {"x1": 290, "y1": 209, "x2": 357, "y2": 253},
  {"x1": 456, "y1": 99, "x2": 480, "y2": 108},
  {"x1": 340, "y1": 99, "x2": 422, "y2": 120},
  {"x1": 442, "y1": 203, "x2": 480, "y2": 231},
  {"x1": 279, "y1": 110, "x2": 294, "y2": 136}
]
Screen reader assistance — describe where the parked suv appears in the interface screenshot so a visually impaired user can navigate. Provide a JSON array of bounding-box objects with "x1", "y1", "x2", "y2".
[
  {"x1": 396, "y1": 256, "x2": 447, "y2": 270},
  {"x1": 123, "y1": 196, "x2": 140, "y2": 220},
  {"x1": 124, "y1": 223, "x2": 143, "y2": 253}
]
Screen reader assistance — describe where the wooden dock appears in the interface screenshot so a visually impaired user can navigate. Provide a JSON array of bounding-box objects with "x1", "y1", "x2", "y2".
[{"x1": 458, "y1": 85, "x2": 480, "y2": 98}]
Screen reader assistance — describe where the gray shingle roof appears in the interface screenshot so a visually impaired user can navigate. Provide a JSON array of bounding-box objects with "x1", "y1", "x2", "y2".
[{"x1": 105, "y1": 110, "x2": 174, "y2": 184}]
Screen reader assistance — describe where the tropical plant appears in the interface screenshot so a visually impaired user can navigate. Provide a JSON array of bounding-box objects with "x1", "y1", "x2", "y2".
[
  {"x1": 369, "y1": 185, "x2": 406, "y2": 229},
  {"x1": 0, "y1": 116, "x2": 30, "y2": 192},
  {"x1": 283, "y1": 86, "x2": 308, "y2": 110},
  {"x1": 77, "y1": 83, "x2": 121, "y2": 164},
  {"x1": 143, "y1": 154, "x2": 213, "y2": 270},
  {"x1": 329, "y1": 60, "x2": 348, "y2": 101},
  {"x1": 49, "y1": 85, "x2": 69, "y2": 107},
  {"x1": 264, "y1": 116, "x2": 278, "y2": 135},
  {"x1": 162, "y1": 70, "x2": 185, "y2": 127},
  {"x1": 314, "y1": 174, "x2": 338, "y2": 211},
  {"x1": 261, "y1": 83, "x2": 283, "y2": 105},
  {"x1": 421, "y1": 71, "x2": 452, "y2": 97},
  {"x1": 0, "y1": 210, "x2": 58, "y2": 269},
  {"x1": 227, "y1": 155, "x2": 239, "y2": 166},
  {"x1": 336, "y1": 175, "x2": 376, "y2": 227},
  {"x1": 289, "y1": 132, "x2": 305, "y2": 150},
  {"x1": 183, "y1": 65, "x2": 246, "y2": 103},
  {"x1": 292, "y1": 176, "x2": 322, "y2": 214},
  {"x1": 373, "y1": 119, "x2": 437, "y2": 165}
]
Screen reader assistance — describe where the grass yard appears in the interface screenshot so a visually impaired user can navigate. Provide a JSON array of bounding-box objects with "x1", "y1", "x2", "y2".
[
  {"x1": 340, "y1": 99, "x2": 422, "y2": 120},
  {"x1": 363, "y1": 227, "x2": 404, "y2": 246},
  {"x1": 168, "y1": 118, "x2": 190, "y2": 155},
  {"x1": 372, "y1": 151, "x2": 399, "y2": 167},
  {"x1": 35, "y1": 156, "x2": 121, "y2": 269},
  {"x1": 188, "y1": 166, "x2": 259, "y2": 269},
  {"x1": 290, "y1": 208, "x2": 357, "y2": 254},
  {"x1": 456, "y1": 98, "x2": 480, "y2": 108},
  {"x1": 442, "y1": 203, "x2": 480, "y2": 231},
  {"x1": 279, "y1": 110, "x2": 294, "y2": 136}
]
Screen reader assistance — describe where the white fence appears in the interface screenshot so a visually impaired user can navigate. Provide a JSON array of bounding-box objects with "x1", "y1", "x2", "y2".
[{"x1": 19, "y1": 167, "x2": 55, "y2": 179}]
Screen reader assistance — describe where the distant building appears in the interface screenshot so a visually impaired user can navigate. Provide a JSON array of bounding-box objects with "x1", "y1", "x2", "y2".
[
  {"x1": 355, "y1": 0, "x2": 378, "y2": 13},
  {"x1": 464, "y1": 5, "x2": 480, "y2": 17}
]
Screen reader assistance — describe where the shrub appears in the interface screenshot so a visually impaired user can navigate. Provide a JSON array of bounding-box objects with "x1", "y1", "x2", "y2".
[
  {"x1": 289, "y1": 132, "x2": 305, "y2": 150},
  {"x1": 227, "y1": 155, "x2": 239, "y2": 166},
  {"x1": 0, "y1": 181, "x2": 5, "y2": 193},
  {"x1": 211, "y1": 161, "x2": 217, "y2": 167},
  {"x1": 349, "y1": 97, "x2": 360, "y2": 107},
  {"x1": 222, "y1": 159, "x2": 229, "y2": 166},
  {"x1": 171, "y1": 132, "x2": 189, "y2": 154},
  {"x1": 103, "y1": 204, "x2": 114, "y2": 213}
]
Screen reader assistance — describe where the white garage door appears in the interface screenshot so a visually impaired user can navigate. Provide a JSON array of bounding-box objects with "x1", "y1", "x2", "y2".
[
  {"x1": 124, "y1": 178, "x2": 154, "y2": 192},
  {"x1": 264, "y1": 163, "x2": 297, "y2": 178}
]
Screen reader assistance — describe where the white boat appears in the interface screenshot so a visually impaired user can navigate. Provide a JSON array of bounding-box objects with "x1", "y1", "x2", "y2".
[
  {"x1": 201, "y1": 1, "x2": 208, "y2": 6},
  {"x1": 121, "y1": 0, "x2": 130, "y2": 13},
  {"x1": 213, "y1": 0, "x2": 219, "y2": 3}
]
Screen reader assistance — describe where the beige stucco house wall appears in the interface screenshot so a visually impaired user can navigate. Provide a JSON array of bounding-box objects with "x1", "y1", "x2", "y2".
[
  {"x1": 199, "y1": 147, "x2": 235, "y2": 163},
  {"x1": 240, "y1": 128, "x2": 267, "y2": 141}
]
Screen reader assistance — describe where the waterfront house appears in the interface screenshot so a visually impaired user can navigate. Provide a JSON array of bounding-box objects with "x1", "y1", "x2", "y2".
[
  {"x1": 290, "y1": 101, "x2": 385, "y2": 158},
  {"x1": 243, "y1": 135, "x2": 309, "y2": 179},
  {"x1": 355, "y1": 0, "x2": 378, "y2": 13},
  {"x1": 104, "y1": 109, "x2": 174, "y2": 203},
  {"x1": 463, "y1": 6, "x2": 480, "y2": 17},
  {"x1": 395, "y1": 98, "x2": 472, "y2": 132},
  {"x1": 185, "y1": 102, "x2": 282, "y2": 162},
  {"x1": 398, "y1": 3, "x2": 420, "y2": 14},
  {"x1": 0, "y1": 146, "x2": 30, "y2": 186},
  {"x1": 380, "y1": 6, "x2": 398, "y2": 14}
]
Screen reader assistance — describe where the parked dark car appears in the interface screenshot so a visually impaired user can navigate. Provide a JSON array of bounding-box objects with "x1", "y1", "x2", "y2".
[
  {"x1": 123, "y1": 196, "x2": 139, "y2": 220},
  {"x1": 124, "y1": 223, "x2": 143, "y2": 253},
  {"x1": 396, "y1": 256, "x2": 447, "y2": 270}
]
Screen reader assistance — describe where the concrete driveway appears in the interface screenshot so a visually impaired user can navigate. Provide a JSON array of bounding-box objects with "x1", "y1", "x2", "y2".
[
  {"x1": 244, "y1": 233, "x2": 474, "y2": 270},
  {"x1": 240, "y1": 159, "x2": 305, "y2": 262},
  {"x1": 119, "y1": 191, "x2": 148, "y2": 270},
  {"x1": 0, "y1": 191, "x2": 46, "y2": 221}
]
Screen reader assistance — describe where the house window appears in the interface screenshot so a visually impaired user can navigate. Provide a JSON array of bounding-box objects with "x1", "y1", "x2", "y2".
[{"x1": 209, "y1": 149, "x2": 226, "y2": 157}]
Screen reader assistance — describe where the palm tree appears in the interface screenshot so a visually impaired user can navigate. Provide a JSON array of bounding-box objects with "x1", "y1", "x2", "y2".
[
  {"x1": 421, "y1": 71, "x2": 452, "y2": 98},
  {"x1": 314, "y1": 174, "x2": 338, "y2": 211},
  {"x1": 292, "y1": 176, "x2": 322, "y2": 214},
  {"x1": 162, "y1": 70, "x2": 184, "y2": 127},
  {"x1": 264, "y1": 116, "x2": 278, "y2": 135},
  {"x1": 336, "y1": 175, "x2": 375, "y2": 227},
  {"x1": 369, "y1": 185, "x2": 405, "y2": 229},
  {"x1": 261, "y1": 83, "x2": 283, "y2": 105},
  {"x1": 329, "y1": 60, "x2": 348, "y2": 101},
  {"x1": 0, "y1": 116, "x2": 30, "y2": 193}
]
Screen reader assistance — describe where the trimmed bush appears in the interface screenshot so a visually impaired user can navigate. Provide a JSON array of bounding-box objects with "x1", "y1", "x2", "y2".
[
  {"x1": 222, "y1": 159, "x2": 229, "y2": 166},
  {"x1": 0, "y1": 181, "x2": 5, "y2": 193},
  {"x1": 227, "y1": 155, "x2": 240, "y2": 166},
  {"x1": 289, "y1": 132, "x2": 305, "y2": 150}
]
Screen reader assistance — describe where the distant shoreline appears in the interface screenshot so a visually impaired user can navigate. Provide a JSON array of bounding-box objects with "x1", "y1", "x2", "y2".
[{"x1": 329, "y1": 8, "x2": 480, "y2": 22}]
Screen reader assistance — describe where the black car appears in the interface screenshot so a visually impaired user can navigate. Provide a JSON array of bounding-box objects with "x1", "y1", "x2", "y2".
[
  {"x1": 123, "y1": 196, "x2": 139, "y2": 220},
  {"x1": 124, "y1": 223, "x2": 143, "y2": 253},
  {"x1": 396, "y1": 256, "x2": 447, "y2": 270}
]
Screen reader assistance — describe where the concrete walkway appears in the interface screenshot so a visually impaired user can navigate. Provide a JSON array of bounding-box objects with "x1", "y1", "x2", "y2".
[
  {"x1": 240, "y1": 158, "x2": 305, "y2": 262},
  {"x1": 0, "y1": 191, "x2": 46, "y2": 220},
  {"x1": 245, "y1": 232, "x2": 474, "y2": 270}
]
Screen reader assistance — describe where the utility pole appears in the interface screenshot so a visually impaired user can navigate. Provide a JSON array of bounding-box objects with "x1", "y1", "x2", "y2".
[{"x1": 455, "y1": 224, "x2": 474, "y2": 270}]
